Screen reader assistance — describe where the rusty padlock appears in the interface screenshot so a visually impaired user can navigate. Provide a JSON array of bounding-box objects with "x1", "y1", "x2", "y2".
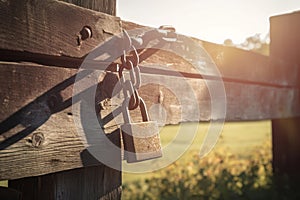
[{"x1": 121, "y1": 97, "x2": 162, "y2": 163}]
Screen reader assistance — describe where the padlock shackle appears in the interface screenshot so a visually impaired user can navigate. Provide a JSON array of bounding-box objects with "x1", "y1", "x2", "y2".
[
  {"x1": 122, "y1": 97, "x2": 149, "y2": 124},
  {"x1": 122, "y1": 97, "x2": 131, "y2": 124},
  {"x1": 139, "y1": 98, "x2": 149, "y2": 122},
  {"x1": 123, "y1": 80, "x2": 136, "y2": 107}
]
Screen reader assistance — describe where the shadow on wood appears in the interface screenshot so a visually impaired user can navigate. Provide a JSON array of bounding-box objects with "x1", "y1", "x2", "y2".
[
  {"x1": 0, "y1": 186, "x2": 22, "y2": 200},
  {"x1": 0, "y1": 70, "x2": 92, "y2": 150}
]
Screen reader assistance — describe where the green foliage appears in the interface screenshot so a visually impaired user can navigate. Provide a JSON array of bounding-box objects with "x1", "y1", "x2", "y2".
[
  {"x1": 224, "y1": 33, "x2": 270, "y2": 56},
  {"x1": 123, "y1": 141, "x2": 300, "y2": 200}
]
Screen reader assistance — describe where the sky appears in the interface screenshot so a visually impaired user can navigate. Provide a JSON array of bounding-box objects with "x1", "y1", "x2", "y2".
[{"x1": 117, "y1": 0, "x2": 300, "y2": 44}]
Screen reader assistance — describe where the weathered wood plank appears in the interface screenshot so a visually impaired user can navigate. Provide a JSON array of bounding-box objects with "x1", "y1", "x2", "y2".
[
  {"x1": 59, "y1": 0, "x2": 116, "y2": 15},
  {"x1": 9, "y1": 165, "x2": 121, "y2": 200},
  {"x1": 0, "y1": 0, "x2": 121, "y2": 58},
  {"x1": 0, "y1": 1, "x2": 297, "y2": 89},
  {"x1": 202, "y1": 41, "x2": 299, "y2": 87},
  {"x1": 272, "y1": 117, "x2": 300, "y2": 176},
  {"x1": 270, "y1": 11, "x2": 300, "y2": 179},
  {"x1": 270, "y1": 11, "x2": 300, "y2": 66},
  {"x1": 108, "y1": 71, "x2": 300, "y2": 123},
  {"x1": 0, "y1": 59, "x2": 300, "y2": 179},
  {"x1": 0, "y1": 62, "x2": 82, "y2": 180},
  {"x1": 0, "y1": 1, "x2": 297, "y2": 88},
  {"x1": 0, "y1": 62, "x2": 121, "y2": 180},
  {"x1": 122, "y1": 21, "x2": 299, "y2": 88}
]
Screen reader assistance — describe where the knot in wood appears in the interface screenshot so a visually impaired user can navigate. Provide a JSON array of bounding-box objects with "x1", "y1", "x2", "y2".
[{"x1": 31, "y1": 132, "x2": 44, "y2": 148}]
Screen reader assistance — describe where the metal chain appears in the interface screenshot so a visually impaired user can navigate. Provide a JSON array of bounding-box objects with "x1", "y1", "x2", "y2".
[
  {"x1": 118, "y1": 27, "x2": 176, "y2": 113},
  {"x1": 119, "y1": 30, "x2": 143, "y2": 111}
]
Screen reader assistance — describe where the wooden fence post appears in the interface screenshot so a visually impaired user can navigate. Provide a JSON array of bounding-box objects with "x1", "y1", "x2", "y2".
[
  {"x1": 270, "y1": 11, "x2": 300, "y2": 181},
  {"x1": 272, "y1": 118, "x2": 300, "y2": 177},
  {"x1": 2, "y1": 1, "x2": 122, "y2": 199},
  {"x1": 9, "y1": 165, "x2": 121, "y2": 200}
]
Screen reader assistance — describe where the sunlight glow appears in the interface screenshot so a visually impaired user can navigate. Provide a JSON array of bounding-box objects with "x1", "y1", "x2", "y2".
[{"x1": 117, "y1": 0, "x2": 300, "y2": 44}]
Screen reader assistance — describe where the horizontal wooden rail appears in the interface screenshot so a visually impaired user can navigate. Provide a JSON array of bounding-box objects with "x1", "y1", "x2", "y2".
[
  {"x1": 123, "y1": 21, "x2": 300, "y2": 88},
  {"x1": 0, "y1": 0, "x2": 121, "y2": 57},
  {"x1": 1, "y1": 60, "x2": 299, "y2": 179}
]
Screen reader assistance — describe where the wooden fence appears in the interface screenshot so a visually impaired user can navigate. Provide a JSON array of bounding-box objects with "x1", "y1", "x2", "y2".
[{"x1": 0, "y1": 0, "x2": 299, "y2": 199}]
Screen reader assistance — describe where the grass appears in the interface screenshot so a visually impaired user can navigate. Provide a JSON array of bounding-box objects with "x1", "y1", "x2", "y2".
[
  {"x1": 121, "y1": 121, "x2": 283, "y2": 200},
  {"x1": 0, "y1": 180, "x2": 7, "y2": 187},
  {"x1": 122, "y1": 120, "x2": 271, "y2": 184}
]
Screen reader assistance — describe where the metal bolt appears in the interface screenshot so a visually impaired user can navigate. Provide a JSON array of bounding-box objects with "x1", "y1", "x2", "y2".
[{"x1": 80, "y1": 26, "x2": 92, "y2": 40}]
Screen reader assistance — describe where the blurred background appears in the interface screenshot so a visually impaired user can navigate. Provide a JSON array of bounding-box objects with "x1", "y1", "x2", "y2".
[{"x1": 118, "y1": 1, "x2": 300, "y2": 199}]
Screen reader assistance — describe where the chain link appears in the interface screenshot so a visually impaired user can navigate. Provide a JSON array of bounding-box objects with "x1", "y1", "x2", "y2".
[
  {"x1": 119, "y1": 30, "x2": 143, "y2": 111},
  {"x1": 118, "y1": 27, "x2": 176, "y2": 112}
]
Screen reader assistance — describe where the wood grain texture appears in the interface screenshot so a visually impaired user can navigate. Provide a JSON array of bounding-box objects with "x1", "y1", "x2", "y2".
[
  {"x1": 122, "y1": 20, "x2": 299, "y2": 88},
  {"x1": 272, "y1": 117, "x2": 300, "y2": 177},
  {"x1": 9, "y1": 165, "x2": 121, "y2": 200},
  {"x1": 1, "y1": 7, "x2": 300, "y2": 181},
  {"x1": 0, "y1": 0, "x2": 121, "y2": 58},
  {"x1": 0, "y1": 60, "x2": 297, "y2": 179},
  {"x1": 270, "y1": 11, "x2": 300, "y2": 179},
  {"x1": 0, "y1": 62, "x2": 121, "y2": 180},
  {"x1": 202, "y1": 41, "x2": 299, "y2": 87},
  {"x1": 1, "y1": 60, "x2": 300, "y2": 179},
  {"x1": 98, "y1": 66, "x2": 300, "y2": 125},
  {"x1": 60, "y1": 0, "x2": 116, "y2": 15},
  {"x1": 270, "y1": 11, "x2": 300, "y2": 66},
  {"x1": 133, "y1": 73, "x2": 300, "y2": 122}
]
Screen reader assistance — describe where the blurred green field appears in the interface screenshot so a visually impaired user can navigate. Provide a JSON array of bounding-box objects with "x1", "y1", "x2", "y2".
[
  {"x1": 123, "y1": 120, "x2": 271, "y2": 183},
  {"x1": 0, "y1": 121, "x2": 272, "y2": 197}
]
